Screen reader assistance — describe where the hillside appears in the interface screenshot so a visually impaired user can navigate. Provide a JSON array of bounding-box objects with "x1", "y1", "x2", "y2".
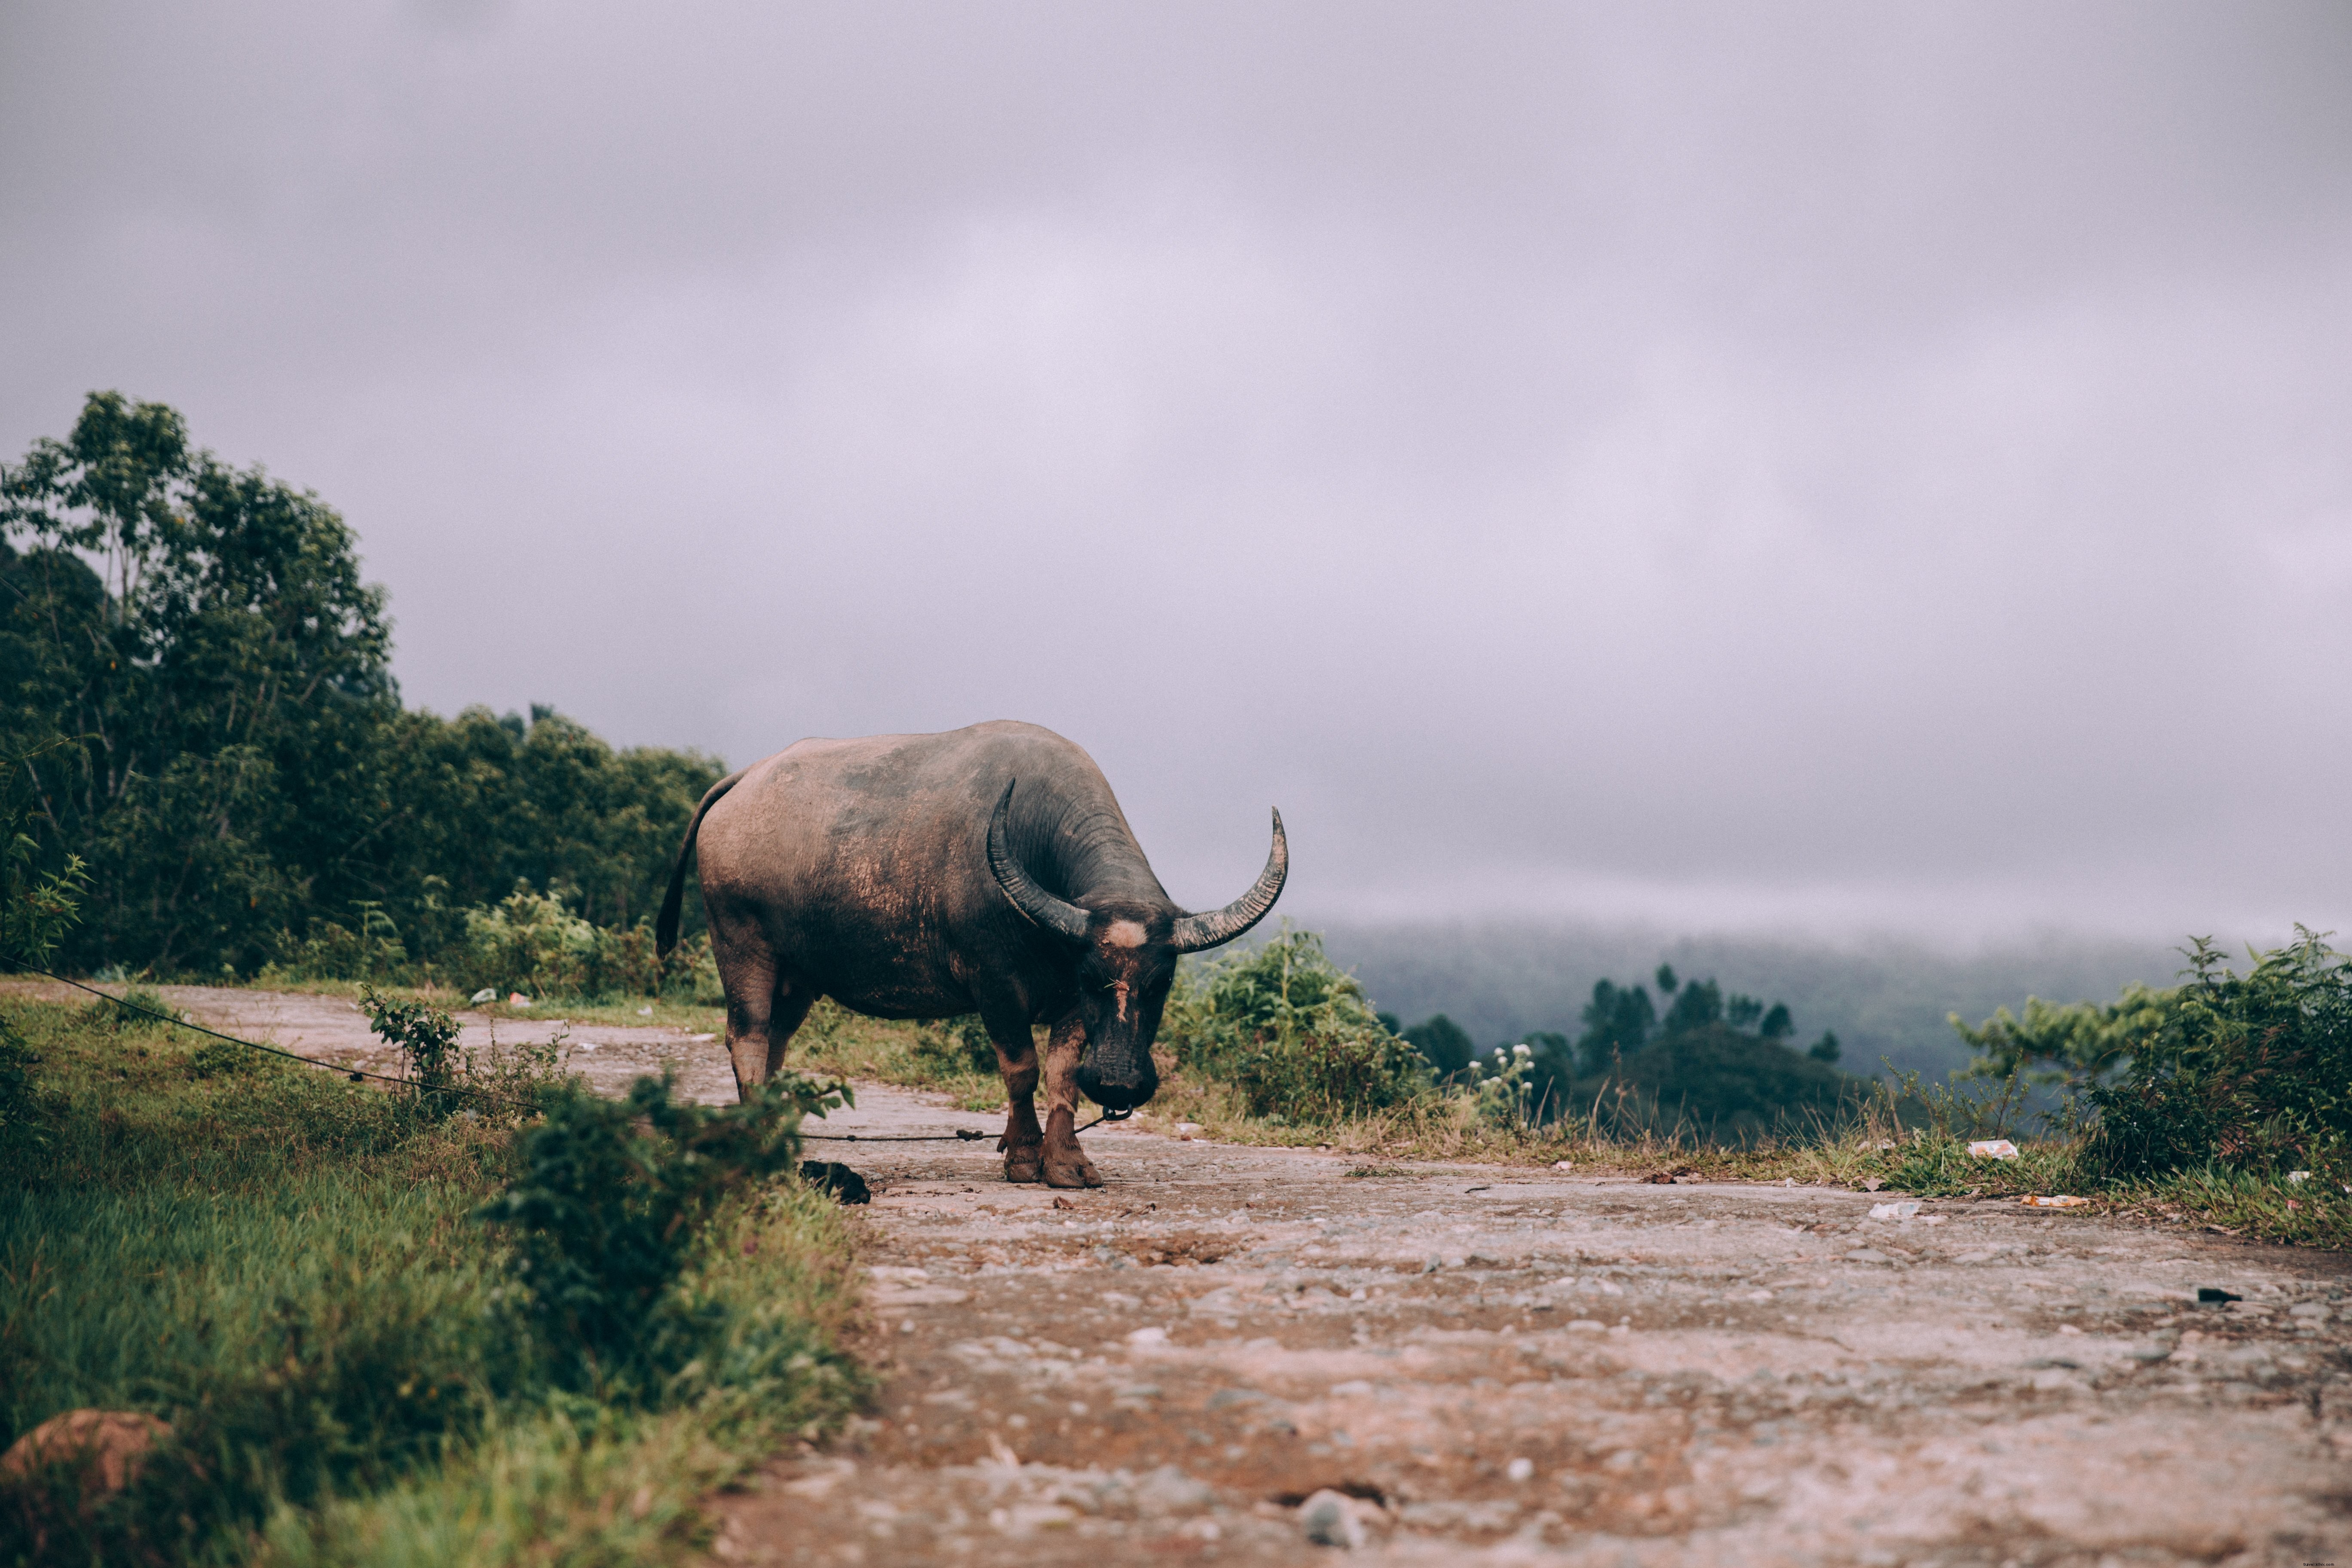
[{"x1": 1314, "y1": 919, "x2": 2187, "y2": 1080}]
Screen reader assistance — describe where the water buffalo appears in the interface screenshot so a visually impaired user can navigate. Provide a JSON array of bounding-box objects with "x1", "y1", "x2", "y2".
[{"x1": 655, "y1": 721, "x2": 1285, "y2": 1187}]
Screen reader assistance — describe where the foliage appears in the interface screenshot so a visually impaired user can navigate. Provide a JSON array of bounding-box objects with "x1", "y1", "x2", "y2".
[
  {"x1": 912, "y1": 1014, "x2": 999, "y2": 1079},
  {"x1": 1, "y1": 748, "x2": 90, "y2": 975},
  {"x1": 0, "y1": 1000, "x2": 861, "y2": 1565},
  {"x1": 1460, "y1": 1041, "x2": 1537, "y2": 1127},
  {"x1": 2080, "y1": 930, "x2": 2352, "y2": 1180},
  {"x1": 1163, "y1": 929, "x2": 1427, "y2": 1122},
  {"x1": 1576, "y1": 979, "x2": 1657, "y2": 1075},
  {"x1": 1400, "y1": 1012, "x2": 1474, "y2": 1079},
  {"x1": 476, "y1": 1072, "x2": 848, "y2": 1393},
  {"x1": 1563, "y1": 1022, "x2": 1853, "y2": 1143},
  {"x1": 359, "y1": 983, "x2": 464, "y2": 1111},
  {"x1": 1949, "y1": 982, "x2": 2171, "y2": 1088},
  {"x1": 1, "y1": 394, "x2": 725, "y2": 982}
]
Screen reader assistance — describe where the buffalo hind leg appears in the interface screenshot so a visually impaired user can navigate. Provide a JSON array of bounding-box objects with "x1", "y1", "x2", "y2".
[
  {"x1": 986, "y1": 1012, "x2": 1044, "y2": 1182},
  {"x1": 1040, "y1": 1014, "x2": 1101, "y2": 1189},
  {"x1": 723, "y1": 954, "x2": 813, "y2": 1100}
]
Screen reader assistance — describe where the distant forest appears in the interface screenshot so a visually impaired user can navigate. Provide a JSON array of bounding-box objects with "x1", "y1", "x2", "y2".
[{"x1": 1318, "y1": 921, "x2": 2184, "y2": 1082}]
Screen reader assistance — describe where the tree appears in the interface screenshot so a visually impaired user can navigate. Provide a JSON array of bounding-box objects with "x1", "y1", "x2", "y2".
[
  {"x1": 1403, "y1": 1013, "x2": 1476, "y2": 1080},
  {"x1": 0, "y1": 395, "x2": 725, "y2": 977},
  {"x1": 1662, "y1": 977, "x2": 1723, "y2": 1035},
  {"x1": 1759, "y1": 1001, "x2": 1793, "y2": 1039},
  {"x1": 1575, "y1": 979, "x2": 1655, "y2": 1075},
  {"x1": 1807, "y1": 1031, "x2": 1840, "y2": 1063}
]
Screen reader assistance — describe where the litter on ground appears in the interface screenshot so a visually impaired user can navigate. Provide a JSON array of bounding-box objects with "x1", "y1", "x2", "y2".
[
  {"x1": 2021, "y1": 1194, "x2": 2090, "y2": 1208},
  {"x1": 1967, "y1": 1139, "x2": 2020, "y2": 1159}
]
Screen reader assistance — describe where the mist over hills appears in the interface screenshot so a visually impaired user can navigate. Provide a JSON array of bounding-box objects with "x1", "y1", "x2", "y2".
[{"x1": 1307, "y1": 921, "x2": 2194, "y2": 1081}]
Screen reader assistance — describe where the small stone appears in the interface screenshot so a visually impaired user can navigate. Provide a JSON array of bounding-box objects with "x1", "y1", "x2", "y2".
[
  {"x1": 1507, "y1": 1456, "x2": 1535, "y2": 1481},
  {"x1": 1134, "y1": 1464, "x2": 1213, "y2": 1516},
  {"x1": 0, "y1": 1409, "x2": 172, "y2": 1504},
  {"x1": 1298, "y1": 1488, "x2": 1366, "y2": 1549}
]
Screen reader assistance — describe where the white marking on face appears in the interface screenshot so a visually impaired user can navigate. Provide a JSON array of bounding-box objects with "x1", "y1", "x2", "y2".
[{"x1": 1106, "y1": 920, "x2": 1148, "y2": 948}]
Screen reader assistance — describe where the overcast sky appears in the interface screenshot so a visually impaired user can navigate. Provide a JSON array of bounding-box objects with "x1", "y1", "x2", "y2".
[{"x1": 5, "y1": 2, "x2": 2349, "y2": 943}]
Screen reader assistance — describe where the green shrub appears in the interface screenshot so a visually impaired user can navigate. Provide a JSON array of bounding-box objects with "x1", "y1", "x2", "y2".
[
  {"x1": 447, "y1": 884, "x2": 677, "y2": 1000},
  {"x1": 2083, "y1": 931, "x2": 2352, "y2": 1181},
  {"x1": 1164, "y1": 929, "x2": 1427, "y2": 1123},
  {"x1": 360, "y1": 983, "x2": 465, "y2": 1111},
  {"x1": 274, "y1": 916, "x2": 410, "y2": 984},
  {"x1": 476, "y1": 1072, "x2": 847, "y2": 1394},
  {"x1": 911, "y1": 1015, "x2": 998, "y2": 1079}
]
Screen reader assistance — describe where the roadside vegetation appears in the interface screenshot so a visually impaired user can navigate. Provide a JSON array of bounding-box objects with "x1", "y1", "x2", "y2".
[{"x1": 0, "y1": 842, "x2": 864, "y2": 1565}]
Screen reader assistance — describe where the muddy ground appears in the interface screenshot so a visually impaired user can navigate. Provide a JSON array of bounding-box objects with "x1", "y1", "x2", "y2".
[{"x1": 49, "y1": 987, "x2": 2352, "y2": 1565}]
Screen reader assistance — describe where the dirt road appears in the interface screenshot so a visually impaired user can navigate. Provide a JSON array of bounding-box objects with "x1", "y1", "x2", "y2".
[
  {"x1": 716, "y1": 1087, "x2": 2352, "y2": 1566},
  {"x1": 52, "y1": 986, "x2": 2352, "y2": 1564}
]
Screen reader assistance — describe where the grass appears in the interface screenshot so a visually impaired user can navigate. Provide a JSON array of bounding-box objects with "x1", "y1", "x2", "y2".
[
  {"x1": 211, "y1": 975, "x2": 2352, "y2": 1251},
  {"x1": 0, "y1": 999, "x2": 864, "y2": 1566}
]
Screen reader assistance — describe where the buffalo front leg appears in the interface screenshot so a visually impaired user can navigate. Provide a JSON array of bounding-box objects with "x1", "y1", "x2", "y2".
[
  {"x1": 1040, "y1": 1014, "x2": 1102, "y2": 1189},
  {"x1": 986, "y1": 1014, "x2": 1044, "y2": 1183}
]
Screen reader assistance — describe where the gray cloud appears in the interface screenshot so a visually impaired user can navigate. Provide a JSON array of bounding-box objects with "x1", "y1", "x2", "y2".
[{"x1": 6, "y1": 1, "x2": 2349, "y2": 939}]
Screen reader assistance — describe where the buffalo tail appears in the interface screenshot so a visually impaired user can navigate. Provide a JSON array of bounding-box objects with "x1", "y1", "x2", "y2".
[{"x1": 655, "y1": 767, "x2": 747, "y2": 961}]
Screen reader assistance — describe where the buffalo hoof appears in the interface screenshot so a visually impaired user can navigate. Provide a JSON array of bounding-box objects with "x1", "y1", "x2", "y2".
[
  {"x1": 1042, "y1": 1148, "x2": 1102, "y2": 1189},
  {"x1": 1004, "y1": 1144, "x2": 1044, "y2": 1183}
]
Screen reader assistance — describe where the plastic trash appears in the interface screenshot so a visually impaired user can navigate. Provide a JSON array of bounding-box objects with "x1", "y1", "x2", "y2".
[
  {"x1": 2287, "y1": 1170, "x2": 2312, "y2": 1184},
  {"x1": 2196, "y1": 1287, "x2": 2242, "y2": 1305},
  {"x1": 2020, "y1": 1194, "x2": 2090, "y2": 1208},
  {"x1": 1553, "y1": 1160, "x2": 1575, "y2": 1170},
  {"x1": 508, "y1": 993, "x2": 532, "y2": 1008},
  {"x1": 1967, "y1": 1139, "x2": 2020, "y2": 1159},
  {"x1": 637, "y1": 1005, "x2": 653, "y2": 1017},
  {"x1": 470, "y1": 988, "x2": 497, "y2": 1004},
  {"x1": 1868, "y1": 1201, "x2": 1921, "y2": 1220},
  {"x1": 1174, "y1": 1122, "x2": 1202, "y2": 1139}
]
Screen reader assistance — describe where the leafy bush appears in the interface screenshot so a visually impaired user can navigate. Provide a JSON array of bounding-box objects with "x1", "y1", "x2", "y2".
[
  {"x1": 1949, "y1": 982, "x2": 2171, "y2": 1088},
  {"x1": 447, "y1": 884, "x2": 677, "y2": 999},
  {"x1": 477, "y1": 1072, "x2": 848, "y2": 1393},
  {"x1": 2082, "y1": 931, "x2": 2352, "y2": 1180},
  {"x1": 912, "y1": 1015, "x2": 998, "y2": 1078},
  {"x1": 360, "y1": 983, "x2": 464, "y2": 1110},
  {"x1": 1164, "y1": 930, "x2": 1427, "y2": 1122}
]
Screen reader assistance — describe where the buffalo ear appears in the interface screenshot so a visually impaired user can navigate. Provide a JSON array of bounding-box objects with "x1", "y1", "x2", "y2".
[
  {"x1": 988, "y1": 780, "x2": 1090, "y2": 942},
  {"x1": 1171, "y1": 808, "x2": 1286, "y2": 953}
]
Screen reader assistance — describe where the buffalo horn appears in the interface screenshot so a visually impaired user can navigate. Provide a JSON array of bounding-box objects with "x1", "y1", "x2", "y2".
[
  {"x1": 1170, "y1": 808, "x2": 1288, "y2": 953},
  {"x1": 987, "y1": 781, "x2": 1090, "y2": 941}
]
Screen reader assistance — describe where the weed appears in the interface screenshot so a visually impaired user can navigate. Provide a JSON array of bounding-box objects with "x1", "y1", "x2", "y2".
[{"x1": 476, "y1": 1072, "x2": 848, "y2": 1394}]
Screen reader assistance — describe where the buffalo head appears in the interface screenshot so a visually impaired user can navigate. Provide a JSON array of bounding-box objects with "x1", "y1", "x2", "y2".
[{"x1": 988, "y1": 784, "x2": 1286, "y2": 1112}]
